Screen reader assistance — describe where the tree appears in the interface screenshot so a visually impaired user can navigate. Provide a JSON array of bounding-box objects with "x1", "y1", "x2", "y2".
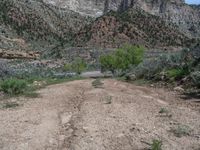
[
  {"x1": 100, "y1": 54, "x2": 116, "y2": 73},
  {"x1": 100, "y1": 45, "x2": 144, "y2": 74},
  {"x1": 71, "y1": 57, "x2": 87, "y2": 74}
]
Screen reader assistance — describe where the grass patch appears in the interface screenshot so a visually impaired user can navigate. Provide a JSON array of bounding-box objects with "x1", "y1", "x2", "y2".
[
  {"x1": 2, "y1": 102, "x2": 19, "y2": 109},
  {"x1": 92, "y1": 79, "x2": 104, "y2": 88},
  {"x1": 166, "y1": 68, "x2": 188, "y2": 80},
  {"x1": 104, "y1": 96, "x2": 112, "y2": 104},
  {"x1": 0, "y1": 76, "x2": 84, "y2": 109},
  {"x1": 159, "y1": 108, "x2": 169, "y2": 114},
  {"x1": 24, "y1": 92, "x2": 40, "y2": 98},
  {"x1": 0, "y1": 79, "x2": 27, "y2": 95},
  {"x1": 170, "y1": 125, "x2": 192, "y2": 137},
  {"x1": 0, "y1": 77, "x2": 83, "y2": 96},
  {"x1": 151, "y1": 139, "x2": 162, "y2": 150}
]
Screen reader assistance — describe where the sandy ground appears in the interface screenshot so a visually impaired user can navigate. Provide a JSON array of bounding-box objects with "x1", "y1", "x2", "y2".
[{"x1": 0, "y1": 79, "x2": 200, "y2": 150}]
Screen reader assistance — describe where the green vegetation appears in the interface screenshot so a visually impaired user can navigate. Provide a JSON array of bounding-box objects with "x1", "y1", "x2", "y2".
[
  {"x1": 104, "y1": 96, "x2": 112, "y2": 104},
  {"x1": 0, "y1": 76, "x2": 83, "y2": 98},
  {"x1": 159, "y1": 108, "x2": 169, "y2": 114},
  {"x1": 159, "y1": 107, "x2": 172, "y2": 118},
  {"x1": 71, "y1": 57, "x2": 87, "y2": 74},
  {"x1": 151, "y1": 139, "x2": 162, "y2": 150},
  {"x1": 0, "y1": 79, "x2": 27, "y2": 95},
  {"x1": 64, "y1": 57, "x2": 87, "y2": 74},
  {"x1": 100, "y1": 45, "x2": 144, "y2": 75},
  {"x1": 166, "y1": 68, "x2": 188, "y2": 80},
  {"x1": 170, "y1": 125, "x2": 192, "y2": 138},
  {"x1": 92, "y1": 79, "x2": 104, "y2": 88},
  {"x1": 2, "y1": 102, "x2": 19, "y2": 109},
  {"x1": 63, "y1": 63, "x2": 72, "y2": 72},
  {"x1": 126, "y1": 44, "x2": 200, "y2": 92}
]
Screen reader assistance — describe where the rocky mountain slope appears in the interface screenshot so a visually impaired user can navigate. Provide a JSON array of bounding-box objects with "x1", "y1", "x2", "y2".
[
  {"x1": 0, "y1": 0, "x2": 199, "y2": 58},
  {"x1": 0, "y1": 0, "x2": 91, "y2": 52},
  {"x1": 44, "y1": 0, "x2": 200, "y2": 38},
  {"x1": 74, "y1": 7, "x2": 195, "y2": 48}
]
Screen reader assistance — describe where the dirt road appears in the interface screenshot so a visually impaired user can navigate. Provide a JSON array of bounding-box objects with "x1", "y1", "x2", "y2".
[{"x1": 0, "y1": 79, "x2": 199, "y2": 150}]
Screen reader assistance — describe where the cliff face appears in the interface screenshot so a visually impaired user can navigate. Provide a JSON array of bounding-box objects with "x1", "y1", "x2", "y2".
[
  {"x1": 44, "y1": 0, "x2": 200, "y2": 37},
  {"x1": 130, "y1": 0, "x2": 200, "y2": 37}
]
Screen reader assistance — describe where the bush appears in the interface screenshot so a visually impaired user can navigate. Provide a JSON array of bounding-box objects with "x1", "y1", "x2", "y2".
[
  {"x1": 151, "y1": 139, "x2": 162, "y2": 150},
  {"x1": 166, "y1": 68, "x2": 188, "y2": 80},
  {"x1": 191, "y1": 71, "x2": 200, "y2": 87},
  {"x1": 92, "y1": 79, "x2": 104, "y2": 88},
  {"x1": 100, "y1": 54, "x2": 116, "y2": 73},
  {"x1": 100, "y1": 45, "x2": 144, "y2": 75},
  {"x1": 63, "y1": 63, "x2": 72, "y2": 72},
  {"x1": 71, "y1": 57, "x2": 87, "y2": 74},
  {"x1": 170, "y1": 125, "x2": 192, "y2": 138},
  {"x1": 0, "y1": 79, "x2": 27, "y2": 95}
]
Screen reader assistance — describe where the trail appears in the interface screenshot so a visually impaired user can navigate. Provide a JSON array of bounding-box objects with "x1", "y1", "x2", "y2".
[{"x1": 0, "y1": 79, "x2": 199, "y2": 150}]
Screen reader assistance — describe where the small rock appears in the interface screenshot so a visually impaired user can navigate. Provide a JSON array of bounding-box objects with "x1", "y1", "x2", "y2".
[
  {"x1": 128, "y1": 74, "x2": 137, "y2": 81},
  {"x1": 61, "y1": 113, "x2": 72, "y2": 125},
  {"x1": 174, "y1": 86, "x2": 184, "y2": 92},
  {"x1": 83, "y1": 126, "x2": 90, "y2": 133},
  {"x1": 150, "y1": 84, "x2": 154, "y2": 87}
]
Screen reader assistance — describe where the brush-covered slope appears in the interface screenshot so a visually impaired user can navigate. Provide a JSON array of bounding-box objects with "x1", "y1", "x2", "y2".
[
  {"x1": 0, "y1": 0, "x2": 91, "y2": 52},
  {"x1": 74, "y1": 7, "x2": 195, "y2": 48},
  {"x1": 44, "y1": 0, "x2": 200, "y2": 37}
]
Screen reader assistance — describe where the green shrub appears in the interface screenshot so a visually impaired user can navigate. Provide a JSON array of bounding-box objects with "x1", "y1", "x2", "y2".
[
  {"x1": 0, "y1": 79, "x2": 27, "y2": 95},
  {"x1": 170, "y1": 125, "x2": 192, "y2": 138},
  {"x1": 166, "y1": 68, "x2": 188, "y2": 80},
  {"x1": 151, "y1": 139, "x2": 162, "y2": 150},
  {"x1": 100, "y1": 45, "x2": 144, "y2": 74},
  {"x1": 71, "y1": 57, "x2": 87, "y2": 74},
  {"x1": 63, "y1": 63, "x2": 72, "y2": 72},
  {"x1": 92, "y1": 79, "x2": 104, "y2": 88},
  {"x1": 3, "y1": 102, "x2": 19, "y2": 108},
  {"x1": 159, "y1": 108, "x2": 169, "y2": 114},
  {"x1": 100, "y1": 54, "x2": 116, "y2": 73}
]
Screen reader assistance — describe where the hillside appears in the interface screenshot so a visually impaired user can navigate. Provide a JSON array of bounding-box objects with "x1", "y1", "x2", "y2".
[
  {"x1": 74, "y1": 7, "x2": 195, "y2": 48},
  {"x1": 44, "y1": 0, "x2": 200, "y2": 38},
  {"x1": 0, "y1": 0, "x2": 91, "y2": 52},
  {"x1": 0, "y1": 0, "x2": 199, "y2": 58}
]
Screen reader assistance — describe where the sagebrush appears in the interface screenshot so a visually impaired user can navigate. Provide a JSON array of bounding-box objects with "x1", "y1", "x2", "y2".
[{"x1": 0, "y1": 79, "x2": 27, "y2": 95}]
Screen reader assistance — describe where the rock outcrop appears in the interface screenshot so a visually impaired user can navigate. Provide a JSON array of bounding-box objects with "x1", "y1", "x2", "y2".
[
  {"x1": 0, "y1": 49, "x2": 40, "y2": 59},
  {"x1": 44, "y1": 0, "x2": 200, "y2": 37}
]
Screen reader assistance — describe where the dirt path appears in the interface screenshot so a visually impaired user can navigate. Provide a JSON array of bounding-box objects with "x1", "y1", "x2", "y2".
[{"x1": 0, "y1": 79, "x2": 200, "y2": 150}]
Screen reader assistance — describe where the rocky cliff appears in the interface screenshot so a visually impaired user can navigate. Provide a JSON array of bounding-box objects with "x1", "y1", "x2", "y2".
[{"x1": 44, "y1": 0, "x2": 200, "y2": 37}]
